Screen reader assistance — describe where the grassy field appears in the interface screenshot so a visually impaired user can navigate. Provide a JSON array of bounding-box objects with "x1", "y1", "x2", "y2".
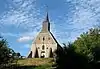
[{"x1": 16, "y1": 58, "x2": 54, "y2": 69}]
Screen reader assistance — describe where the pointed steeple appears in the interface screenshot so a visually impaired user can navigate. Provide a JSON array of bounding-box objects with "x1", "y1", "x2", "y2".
[
  {"x1": 41, "y1": 11, "x2": 50, "y2": 32},
  {"x1": 44, "y1": 5, "x2": 49, "y2": 22},
  {"x1": 45, "y1": 11, "x2": 49, "y2": 22}
]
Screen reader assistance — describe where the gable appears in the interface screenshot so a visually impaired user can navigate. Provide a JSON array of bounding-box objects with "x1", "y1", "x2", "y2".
[{"x1": 33, "y1": 32, "x2": 58, "y2": 44}]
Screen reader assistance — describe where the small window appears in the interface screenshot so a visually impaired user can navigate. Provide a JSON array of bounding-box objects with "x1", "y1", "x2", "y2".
[
  {"x1": 47, "y1": 47, "x2": 48, "y2": 49},
  {"x1": 42, "y1": 45, "x2": 45, "y2": 50},
  {"x1": 43, "y1": 37, "x2": 45, "y2": 41},
  {"x1": 48, "y1": 37, "x2": 50, "y2": 40}
]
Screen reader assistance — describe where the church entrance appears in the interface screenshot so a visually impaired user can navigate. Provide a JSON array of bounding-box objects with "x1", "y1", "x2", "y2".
[
  {"x1": 41, "y1": 55, "x2": 45, "y2": 58},
  {"x1": 41, "y1": 51, "x2": 45, "y2": 58}
]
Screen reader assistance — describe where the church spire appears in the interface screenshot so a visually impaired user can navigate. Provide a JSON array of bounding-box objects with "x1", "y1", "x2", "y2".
[
  {"x1": 44, "y1": 7, "x2": 49, "y2": 22},
  {"x1": 45, "y1": 11, "x2": 49, "y2": 22},
  {"x1": 41, "y1": 11, "x2": 50, "y2": 32}
]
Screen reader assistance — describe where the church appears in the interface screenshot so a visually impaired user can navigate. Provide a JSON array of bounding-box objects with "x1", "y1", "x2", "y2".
[{"x1": 27, "y1": 12, "x2": 61, "y2": 58}]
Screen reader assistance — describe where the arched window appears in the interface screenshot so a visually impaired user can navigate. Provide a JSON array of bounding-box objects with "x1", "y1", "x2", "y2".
[
  {"x1": 42, "y1": 45, "x2": 45, "y2": 50},
  {"x1": 48, "y1": 37, "x2": 50, "y2": 40},
  {"x1": 43, "y1": 37, "x2": 45, "y2": 41}
]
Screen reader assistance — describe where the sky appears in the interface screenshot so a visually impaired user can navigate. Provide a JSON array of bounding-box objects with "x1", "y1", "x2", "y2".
[{"x1": 0, "y1": 0, "x2": 100, "y2": 56}]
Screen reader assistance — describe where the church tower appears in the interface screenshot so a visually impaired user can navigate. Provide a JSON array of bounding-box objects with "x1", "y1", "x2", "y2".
[
  {"x1": 27, "y1": 12, "x2": 61, "y2": 58},
  {"x1": 41, "y1": 12, "x2": 50, "y2": 32}
]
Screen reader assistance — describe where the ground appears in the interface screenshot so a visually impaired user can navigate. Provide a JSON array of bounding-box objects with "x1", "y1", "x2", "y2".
[{"x1": 16, "y1": 58, "x2": 54, "y2": 69}]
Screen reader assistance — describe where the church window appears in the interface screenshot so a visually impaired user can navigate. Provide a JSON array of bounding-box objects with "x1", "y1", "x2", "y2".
[
  {"x1": 43, "y1": 37, "x2": 45, "y2": 41},
  {"x1": 48, "y1": 37, "x2": 50, "y2": 40},
  {"x1": 42, "y1": 45, "x2": 45, "y2": 50}
]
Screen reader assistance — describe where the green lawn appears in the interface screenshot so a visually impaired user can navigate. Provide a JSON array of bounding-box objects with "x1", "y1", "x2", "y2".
[{"x1": 16, "y1": 58, "x2": 54, "y2": 69}]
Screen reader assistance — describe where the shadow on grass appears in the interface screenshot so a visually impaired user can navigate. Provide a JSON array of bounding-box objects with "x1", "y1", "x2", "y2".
[
  {"x1": 0, "y1": 64, "x2": 52, "y2": 69},
  {"x1": 0, "y1": 64, "x2": 36, "y2": 69}
]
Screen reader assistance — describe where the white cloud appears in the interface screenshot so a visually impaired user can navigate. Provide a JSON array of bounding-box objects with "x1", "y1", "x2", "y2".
[
  {"x1": 48, "y1": 0, "x2": 100, "y2": 44},
  {"x1": 0, "y1": 0, "x2": 43, "y2": 43},
  {"x1": 0, "y1": 0, "x2": 42, "y2": 31},
  {"x1": 61, "y1": 0, "x2": 100, "y2": 42},
  {"x1": 17, "y1": 30, "x2": 39, "y2": 42},
  {"x1": 66, "y1": 0, "x2": 100, "y2": 27},
  {"x1": 17, "y1": 36, "x2": 33, "y2": 42}
]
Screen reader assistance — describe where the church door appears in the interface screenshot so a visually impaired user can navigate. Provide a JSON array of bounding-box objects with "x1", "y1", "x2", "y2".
[{"x1": 41, "y1": 51, "x2": 45, "y2": 58}]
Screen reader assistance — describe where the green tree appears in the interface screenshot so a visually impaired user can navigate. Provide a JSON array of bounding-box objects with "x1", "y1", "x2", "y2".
[
  {"x1": 73, "y1": 28, "x2": 100, "y2": 62},
  {"x1": 54, "y1": 28, "x2": 100, "y2": 69},
  {"x1": 54, "y1": 43, "x2": 89, "y2": 69},
  {"x1": 0, "y1": 37, "x2": 15, "y2": 67}
]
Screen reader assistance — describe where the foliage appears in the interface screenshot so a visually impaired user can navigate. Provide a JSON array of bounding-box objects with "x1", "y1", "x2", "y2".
[
  {"x1": 54, "y1": 43, "x2": 90, "y2": 69},
  {"x1": 54, "y1": 28, "x2": 100, "y2": 69},
  {"x1": 0, "y1": 37, "x2": 15, "y2": 66},
  {"x1": 73, "y1": 28, "x2": 100, "y2": 62},
  {"x1": 0, "y1": 37, "x2": 22, "y2": 69}
]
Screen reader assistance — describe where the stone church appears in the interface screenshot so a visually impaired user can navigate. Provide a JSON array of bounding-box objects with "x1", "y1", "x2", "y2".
[{"x1": 27, "y1": 12, "x2": 61, "y2": 58}]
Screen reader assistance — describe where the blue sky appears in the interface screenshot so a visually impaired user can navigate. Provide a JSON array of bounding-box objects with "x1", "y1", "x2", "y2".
[{"x1": 0, "y1": 0, "x2": 100, "y2": 56}]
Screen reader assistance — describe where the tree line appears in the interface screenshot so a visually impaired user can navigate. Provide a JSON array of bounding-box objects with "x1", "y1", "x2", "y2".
[{"x1": 54, "y1": 28, "x2": 100, "y2": 69}]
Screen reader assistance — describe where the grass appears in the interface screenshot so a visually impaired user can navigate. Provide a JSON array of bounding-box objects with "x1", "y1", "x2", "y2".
[
  {"x1": 16, "y1": 58, "x2": 54, "y2": 69},
  {"x1": 34, "y1": 64, "x2": 52, "y2": 69}
]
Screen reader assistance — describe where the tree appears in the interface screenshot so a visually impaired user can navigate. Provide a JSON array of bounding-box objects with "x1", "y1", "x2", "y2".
[
  {"x1": 54, "y1": 28, "x2": 100, "y2": 69},
  {"x1": 73, "y1": 28, "x2": 100, "y2": 62},
  {"x1": 54, "y1": 43, "x2": 89, "y2": 69},
  {"x1": 0, "y1": 37, "x2": 15, "y2": 67}
]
